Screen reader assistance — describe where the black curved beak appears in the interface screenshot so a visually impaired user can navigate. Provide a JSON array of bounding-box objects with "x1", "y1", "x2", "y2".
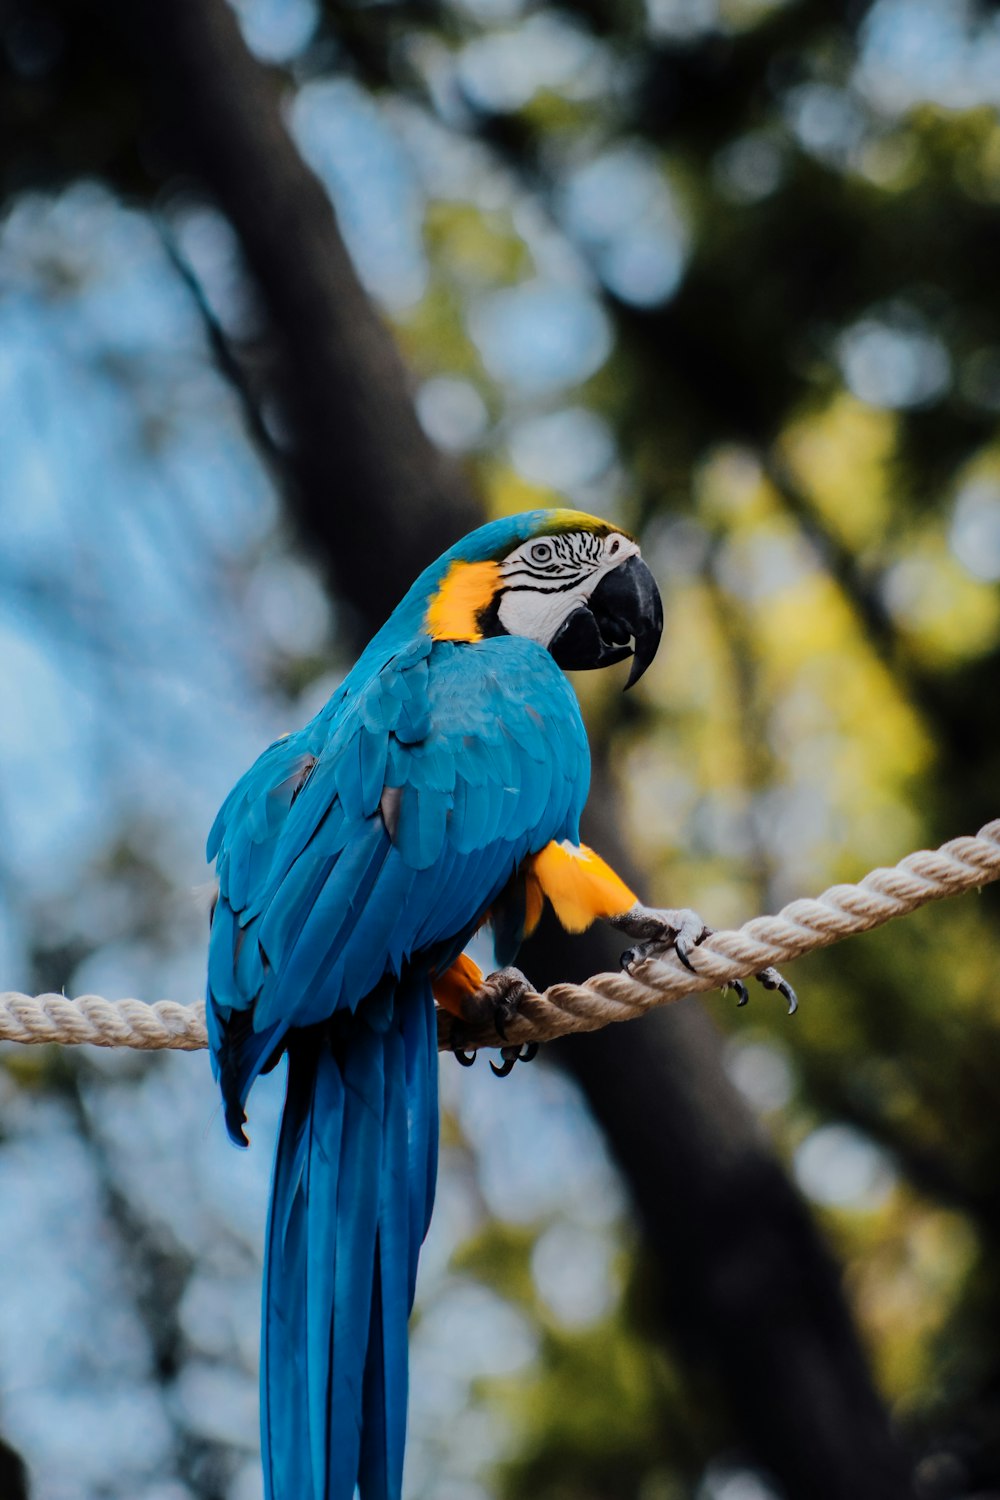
[{"x1": 549, "y1": 555, "x2": 664, "y2": 689}]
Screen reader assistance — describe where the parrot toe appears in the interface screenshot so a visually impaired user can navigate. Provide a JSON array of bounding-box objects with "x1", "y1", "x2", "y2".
[
  {"x1": 727, "y1": 978, "x2": 750, "y2": 1007},
  {"x1": 612, "y1": 904, "x2": 709, "y2": 972},
  {"x1": 471, "y1": 965, "x2": 533, "y2": 1041},
  {"x1": 754, "y1": 965, "x2": 799, "y2": 1015},
  {"x1": 673, "y1": 911, "x2": 713, "y2": 971}
]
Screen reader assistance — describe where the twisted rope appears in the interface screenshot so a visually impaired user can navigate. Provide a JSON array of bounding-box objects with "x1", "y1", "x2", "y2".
[
  {"x1": 1, "y1": 820, "x2": 997, "y2": 1055},
  {"x1": 0, "y1": 994, "x2": 208, "y2": 1050}
]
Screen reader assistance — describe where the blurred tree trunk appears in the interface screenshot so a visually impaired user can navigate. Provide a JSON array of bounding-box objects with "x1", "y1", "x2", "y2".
[
  {"x1": 102, "y1": 0, "x2": 913, "y2": 1493},
  {"x1": 0, "y1": 1437, "x2": 28, "y2": 1500},
  {"x1": 109, "y1": 0, "x2": 479, "y2": 633}
]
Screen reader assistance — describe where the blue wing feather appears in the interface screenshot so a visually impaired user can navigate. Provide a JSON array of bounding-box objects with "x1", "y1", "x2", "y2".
[
  {"x1": 255, "y1": 853, "x2": 336, "y2": 966},
  {"x1": 264, "y1": 826, "x2": 391, "y2": 1023}
]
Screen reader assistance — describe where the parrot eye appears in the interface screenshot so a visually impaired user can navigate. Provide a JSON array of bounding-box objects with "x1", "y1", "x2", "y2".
[
  {"x1": 608, "y1": 538, "x2": 620, "y2": 555},
  {"x1": 530, "y1": 541, "x2": 552, "y2": 563}
]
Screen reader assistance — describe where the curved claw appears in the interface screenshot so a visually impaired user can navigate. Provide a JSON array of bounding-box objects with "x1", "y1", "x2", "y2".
[
  {"x1": 519, "y1": 1042, "x2": 540, "y2": 1063},
  {"x1": 453, "y1": 1047, "x2": 477, "y2": 1067},
  {"x1": 729, "y1": 978, "x2": 749, "y2": 1008},
  {"x1": 620, "y1": 947, "x2": 638, "y2": 971},
  {"x1": 490, "y1": 1054, "x2": 517, "y2": 1078},
  {"x1": 755, "y1": 967, "x2": 799, "y2": 1016},
  {"x1": 674, "y1": 940, "x2": 698, "y2": 975}
]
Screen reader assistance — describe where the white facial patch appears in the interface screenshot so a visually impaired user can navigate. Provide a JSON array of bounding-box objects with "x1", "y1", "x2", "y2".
[{"x1": 495, "y1": 531, "x2": 639, "y2": 648}]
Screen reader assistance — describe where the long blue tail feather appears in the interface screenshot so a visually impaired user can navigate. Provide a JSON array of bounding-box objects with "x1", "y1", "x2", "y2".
[
  {"x1": 261, "y1": 1049, "x2": 318, "y2": 1499},
  {"x1": 359, "y1": 1021, "x2": 409, "y2": 1500},
  {"x1": 403, "y1": 980, "x2": 439, "y2": 1299},
  {"x1": 261, "y1": 974, "x2": 438, "y2": 1500}
]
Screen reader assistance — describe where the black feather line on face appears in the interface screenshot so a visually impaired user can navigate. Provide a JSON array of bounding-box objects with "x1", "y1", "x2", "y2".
[
  {"x1": 501, "y1": 577, "x2": 592, "y2": 595},
  {"x1": 476, "y1": 592, "x2": 508, "y2": 639},
  {"x1": 504, "y1": 560, "x2": 578, "y2": 579}
]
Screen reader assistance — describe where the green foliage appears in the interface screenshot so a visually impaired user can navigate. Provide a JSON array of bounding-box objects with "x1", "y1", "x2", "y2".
[{"x1": 453, "y1": 1220, "x2": 706, "y2": 1498}]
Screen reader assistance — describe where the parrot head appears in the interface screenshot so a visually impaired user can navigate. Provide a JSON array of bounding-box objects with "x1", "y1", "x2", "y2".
[{"x1": 424, "y1": 509, "x2": 663, "y2": 688}]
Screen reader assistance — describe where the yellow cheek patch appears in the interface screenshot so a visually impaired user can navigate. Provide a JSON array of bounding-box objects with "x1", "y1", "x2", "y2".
[
  {"x1": 426, "y1": 560, "x2": 501, "y2": 642},
  {"x1": 529, "y1": 841, "x2": 636, "y2": 933},
  {"x1": 432, "y1": 951, "x2": 485, "y2": 1017}
]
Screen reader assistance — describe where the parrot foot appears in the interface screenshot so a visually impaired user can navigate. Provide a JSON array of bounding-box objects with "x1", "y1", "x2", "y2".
[
  {"x1": 449, "y1": 968, "x2": 539, "y2": 1073},
  {"x1": 612, "y1": 904, "x2": 709, "y2": 972},
  {"x1": 466, "y1": 965, "x2": 533, "y2": 1041},
  {"x1": 613, "y1": 904, "x2": 798, "y2": 1015}
]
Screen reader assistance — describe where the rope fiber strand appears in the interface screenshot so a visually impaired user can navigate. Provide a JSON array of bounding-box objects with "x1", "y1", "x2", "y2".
[{"x1": 1, "y1": 819, "x2": 997, "y2": 1056}]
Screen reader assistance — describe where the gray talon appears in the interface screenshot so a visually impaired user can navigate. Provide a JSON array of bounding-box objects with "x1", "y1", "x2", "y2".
[
  {"x1": 729, "y1": 978, "x2": 749, "y2": 1007},
  {"x1": 491, "y1": 1042, "x2": 531, "y2": 1078},
  {"x1": 613, "y1": 905, "x2": 709, "y2": 975},
  {"x1": 755, "y1": 966, "x2": 799, "y2": 1016},
  {"x1": 454, "y1": 1047, "x2": 477, "y2": 1067},
  {"x1": 675, "y1": 941, "x2": 697, "y2": 974}
]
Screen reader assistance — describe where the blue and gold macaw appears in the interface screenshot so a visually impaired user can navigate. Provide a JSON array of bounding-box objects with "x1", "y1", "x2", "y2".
[{"x1": 206, "y1": 509, "x2": 789, "y2": 1500}]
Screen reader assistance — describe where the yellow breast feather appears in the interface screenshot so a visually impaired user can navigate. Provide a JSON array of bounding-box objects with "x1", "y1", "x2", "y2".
[{"x1": 530, "y1": 840, "x2": 637, "y2": 932}]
